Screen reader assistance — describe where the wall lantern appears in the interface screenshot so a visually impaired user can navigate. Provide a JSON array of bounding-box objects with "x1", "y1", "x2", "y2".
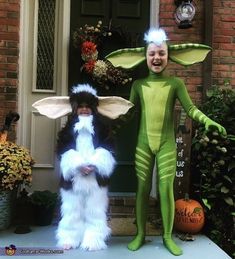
[{"x1": 174, "y1": 0, "x2": 196, "y2": 29}]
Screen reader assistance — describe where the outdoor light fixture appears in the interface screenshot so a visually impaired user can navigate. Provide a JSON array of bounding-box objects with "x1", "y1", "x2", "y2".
[{"x1": 174, "y1": 0, "x2": 196, "y2": 29}]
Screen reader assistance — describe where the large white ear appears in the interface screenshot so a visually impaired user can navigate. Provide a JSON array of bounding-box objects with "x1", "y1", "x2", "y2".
[
  {"x1": 97, "y1": 96, "x2": 134, "y2": 119},
  {"x1": 32, "y1": 96, "x2": 71, "y2": 119},
  {"x1": 32, "y1": 95, "x2": 134, "y2": 120}
]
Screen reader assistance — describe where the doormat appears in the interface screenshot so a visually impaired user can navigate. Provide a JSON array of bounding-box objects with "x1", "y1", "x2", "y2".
[{"x1": 108, "y1": 217, "x2": 161, "y2": 236}]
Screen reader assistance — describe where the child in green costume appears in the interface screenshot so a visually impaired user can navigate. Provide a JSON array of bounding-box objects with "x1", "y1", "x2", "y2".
[{"x1": 106, "y1": 28, "x2": 226, "y2": 256}]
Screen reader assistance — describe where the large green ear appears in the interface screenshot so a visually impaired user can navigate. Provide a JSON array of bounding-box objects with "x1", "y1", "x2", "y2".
[
  {"x1": 105, "y1": 47, "x2": 145, "y2": 69},
  {"x1": 168, "y1": 43, "x2": 212, "y2": 66},
  {"x1": 106, "y1": 43, "x2": 212, "y2": 68}
]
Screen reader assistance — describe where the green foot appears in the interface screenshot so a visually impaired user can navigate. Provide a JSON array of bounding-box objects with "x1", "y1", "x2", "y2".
[
  {"x1": 127, "y1": 235, "x2": 145, "y2": 251},
  {"x1": 163, "y1": 238, "x2": 183, "y2": 256}
]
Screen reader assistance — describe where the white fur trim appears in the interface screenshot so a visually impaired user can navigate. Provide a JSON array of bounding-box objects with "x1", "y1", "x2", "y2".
[
  {"x1": 56, "y1": 189, "x2": 85, "y2": 248},
  {"x1": 74, "y1": 116, "x2": 94, "y2": 135},
  {"x1": 74, "y1": 116, "x2": 95, "y2": 158},
  {"x1": 80, "y1": 232, "x2": 109, "y2": 251},
  {"x1": 72, "y1": 173, "x2": 98, "y2": 194},
  {"x1": 144, "y1": 28, "x2": 168, "y2": 46},
  {"x1": 57, "y1": 185, "x2": 111, "y2": 250},
  {"x1": 89, "y1": 148, "x2": 116, "y2": 177},
  {"x1": 80, "y1": 188, "x2": 111, "y2": 251},
  {"x1": 71, "y1": 84, "x2": 97, "y2": 97},
  {"x1": 60, "y1": 149, "x2": 85, "y2": 180}
]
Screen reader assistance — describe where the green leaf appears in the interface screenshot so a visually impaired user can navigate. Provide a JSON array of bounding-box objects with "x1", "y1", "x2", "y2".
[
  {"x1": 202, "y1": 198, "x2": 211, "y2": 210},
  {"x1": 202, "y1": 152, "x2": 208, "y2": 157},
  {"x1": 193, "y1": 207, "x2": 203, "y2": 214},
  {"x1": 224, "y1": 197, "x2": 234, "y2": 206},
  {"x1": 228, "y1": 161, "x2": 235, "y2": 172},
  {"x1": 221, "y1": 186, "x2": 229, "y2": 193},
  {"x1": 215, "y1": 183, "x2": 223, "y2": 188},
  {"x1": 206, "y1": 89, "x2": 213, "y2": 98},
  {"x1": 223, "y1": 175, "x2": 232, "y2": 184},
  {"x1": 194, "y1": 143, "x2": 201, "y2": 151},
  {"x1": 227, "y1": 134, "x2": 235, "y2": 141}
]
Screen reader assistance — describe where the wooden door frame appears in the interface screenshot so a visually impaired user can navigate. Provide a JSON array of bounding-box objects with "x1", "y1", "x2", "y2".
[
  {"x1": 18, "y1": 0, "x2": 71, "y2": 146},
  {"x1": 150, "y1": 0, "x2": 160, "y2": 28}
]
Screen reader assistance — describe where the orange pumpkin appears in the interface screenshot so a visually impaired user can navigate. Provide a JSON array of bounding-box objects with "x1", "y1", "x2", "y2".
[{"x1": 174, "y1": 195, "x2": 205, "y2": 234}]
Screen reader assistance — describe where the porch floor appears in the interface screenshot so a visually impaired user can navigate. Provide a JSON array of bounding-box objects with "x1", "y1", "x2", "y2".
[{"x1": 0, "y1": 225, "x2": 232, "y2": 259}]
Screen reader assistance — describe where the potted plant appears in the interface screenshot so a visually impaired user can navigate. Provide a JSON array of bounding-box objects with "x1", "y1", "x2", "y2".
[
  {"x1": 0, "y1": 112, "x2": 34, "y2": 230},
  {"x1": 30, "y1": 190, "x2": 58, "y2": 226},
  {"x1": 191, "y1": 82, "x2": 235, "y2": 258},
  {"x1": 0, "y1": 142, "x2": 34, "y2": 191}
]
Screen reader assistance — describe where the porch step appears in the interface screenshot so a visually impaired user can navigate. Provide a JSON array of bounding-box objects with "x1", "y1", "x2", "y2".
[{"x1": 108, "y1": 196, "x2": 159, "y2": 218}]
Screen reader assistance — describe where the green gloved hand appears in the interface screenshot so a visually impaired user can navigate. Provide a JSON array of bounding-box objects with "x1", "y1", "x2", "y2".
[{"x1": 205, "y1": 119, "x2": 227, "y2": 136}]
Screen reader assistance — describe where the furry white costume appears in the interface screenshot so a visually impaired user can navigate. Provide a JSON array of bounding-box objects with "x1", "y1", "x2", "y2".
[
  {"x1": 32, "y1": 83, "x2": 133, "y2": 251},
  {"x1": 56, "y1": 86, "x2": 115, "y2": 251}
]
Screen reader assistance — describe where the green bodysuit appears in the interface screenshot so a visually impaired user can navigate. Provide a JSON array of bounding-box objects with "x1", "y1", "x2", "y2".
[
  {"x1": 105, "y1": 38, "x2": 226, "y2": 256},
  {"x1": 128, "y1": 71, "x2": 222, "y2": 255}
]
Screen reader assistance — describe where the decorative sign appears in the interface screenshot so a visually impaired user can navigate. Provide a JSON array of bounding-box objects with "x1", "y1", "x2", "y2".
[{"x1": 174, "y1": 108, "x2": 192, "y2": 199}]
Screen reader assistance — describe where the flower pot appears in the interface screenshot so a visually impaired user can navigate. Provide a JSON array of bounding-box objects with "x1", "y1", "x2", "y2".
[
  {"x1": 0, "y1": 190, "x2": 12, "y2": 230},
  {"x1": 33, "y1": 205, "x2": 56, "y2": 226}
]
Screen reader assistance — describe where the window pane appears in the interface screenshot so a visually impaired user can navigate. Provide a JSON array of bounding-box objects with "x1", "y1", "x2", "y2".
[{"x1": 36, "y1": 0, "x2": 56, "y2": 90}]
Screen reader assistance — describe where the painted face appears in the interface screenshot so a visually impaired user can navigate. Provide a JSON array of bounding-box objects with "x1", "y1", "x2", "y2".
[
  {"x1": 77, "y1": 103, "x2": 92, "y2": 116},
  {"x1": 146, "y1": 42, "x2": 168, "y2": 73}
]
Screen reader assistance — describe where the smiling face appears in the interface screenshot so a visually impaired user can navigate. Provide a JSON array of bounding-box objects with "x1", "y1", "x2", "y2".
[
  {"x1": 77, "y1": 103, "x2": 92, "y2": 116},
  {"x1": 146, "y1": 42, "x2": 168, "y2": 74}
]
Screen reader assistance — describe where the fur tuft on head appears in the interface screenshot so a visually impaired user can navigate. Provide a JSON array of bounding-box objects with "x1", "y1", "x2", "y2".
[
  {"x1": 144, "y1": 28, "x2": 168, "y2": 46},
  {"x1": 71, "y1": 84, "x2": 97, "y2": 97}
]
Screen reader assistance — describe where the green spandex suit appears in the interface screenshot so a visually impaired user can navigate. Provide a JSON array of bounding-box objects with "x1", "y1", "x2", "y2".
[
  {"x1": 128, "y1": 71, "x2": 218, "y2": 255},
  {"x1": 106, "y1": 38, "x2": 226, "y2": 256}
]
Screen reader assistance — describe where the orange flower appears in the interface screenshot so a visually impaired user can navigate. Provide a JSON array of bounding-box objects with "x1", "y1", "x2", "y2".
[
  {"x1": 84, "y1": 60, "x2": 96, "y2": 73},
  {"x1": 81, "y1": 41, "x2": 97, "y2": 55}
]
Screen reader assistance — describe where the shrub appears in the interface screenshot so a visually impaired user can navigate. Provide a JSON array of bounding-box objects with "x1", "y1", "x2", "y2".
[
  {"x1": 30, "y1": 190, "x2": 58, "y2": 209},
  {"x1": 191, "y1": 83, "x2": 235, "y2": 257}
]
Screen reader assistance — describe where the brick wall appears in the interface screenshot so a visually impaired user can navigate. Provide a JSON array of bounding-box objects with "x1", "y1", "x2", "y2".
[
  {"x1": 159, "y1": 0, "x2": 235, "y2": 107},
  {"x1": 160, "y1": 0, "x2": 205, "y2": 105},
  {"x1": 212, "y1": 0, "x2": 235, "y2": 87},
  {"x1": 0, "y1": 0, "x2": 20, "y2": 141}
]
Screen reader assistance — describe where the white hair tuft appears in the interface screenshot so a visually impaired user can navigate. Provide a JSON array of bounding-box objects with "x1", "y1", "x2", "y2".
[
  {"x1": 71, "y1": 84, "x2": 97, "y2": 96},
  {"x1": 144, "y1": 28, "x2": 168, "y2": 46}
]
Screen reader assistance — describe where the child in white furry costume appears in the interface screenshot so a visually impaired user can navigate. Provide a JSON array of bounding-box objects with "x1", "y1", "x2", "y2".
[{"x1": 56, "y1": 84, "x2": 116, "y2": 251}]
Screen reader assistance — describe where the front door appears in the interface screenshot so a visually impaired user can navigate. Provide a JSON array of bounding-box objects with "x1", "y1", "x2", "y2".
[{"x1": 69, "y1": 0, "x2": 153, "y2": 192}]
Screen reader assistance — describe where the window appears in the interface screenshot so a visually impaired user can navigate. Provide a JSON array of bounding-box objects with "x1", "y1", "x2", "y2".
[{"x1": 36, "y1": 0, "x2": 56, "y2": 90}]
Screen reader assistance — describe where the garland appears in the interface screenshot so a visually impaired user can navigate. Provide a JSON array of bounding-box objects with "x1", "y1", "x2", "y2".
[{"x1": 72, "y1": 21, "x2": 132, "y2": 90}]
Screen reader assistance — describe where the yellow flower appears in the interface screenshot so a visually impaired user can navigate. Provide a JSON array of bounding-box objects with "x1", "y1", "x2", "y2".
[{"x1": 0, "y1": 141, "x2": 34, "y2": 190}]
